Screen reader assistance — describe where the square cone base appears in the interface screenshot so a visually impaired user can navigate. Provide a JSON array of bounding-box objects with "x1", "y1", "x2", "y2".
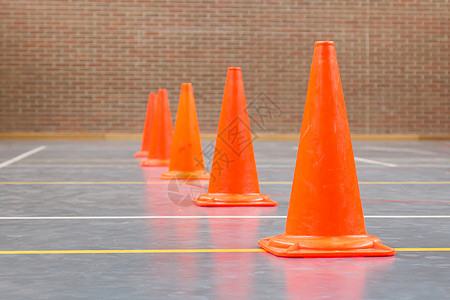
[
  {"x1": 258, "y1": 234, "x2": 395, "y2": 258},
  {"x1": 193, "y1": 193, "x2": 277, "y2": 207},
  {"x1": 141, "y1": 158, "x2": 169, "y2": 167},
  {"x1": 134, "y1": 151, "x2": 149, "y2": 158},
  {"x1": 160, "y1": 170, "x2": 210, "y2": 180}
]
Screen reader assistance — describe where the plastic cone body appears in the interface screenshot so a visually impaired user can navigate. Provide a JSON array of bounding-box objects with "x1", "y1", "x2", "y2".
[
  {"x1": 135, "y1": 93, "x2": 158, "y2": 158},
  {"x1": 141, "y1": 89, "x2": 173, "y2": 167},
  {"x1": 258, "y1": 42, "x2": 394, "y2": 257},
  {"x1": 161, "y1": 83, "x2": 209, "y2": 180},
  {"x1": 193, "y1": 67, "x2": 276, "y2": 207}
]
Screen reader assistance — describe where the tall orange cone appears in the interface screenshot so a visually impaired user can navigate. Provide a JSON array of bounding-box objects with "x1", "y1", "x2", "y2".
[
  {"x1": 134, "y1": 92, "x2": 158, "y2": 158},
  {"x1": 160, "y1": 83, "x2": 210, "y2": 180},
  {"x1": 258, "y1": 41, "x2": 394, "y2": 257},
  {"x1": 141, "y1": 89, "x2": 173, "y2": 167},
  {"x1": 193, "y1": 67, "x2": 277, "y2": 207}
]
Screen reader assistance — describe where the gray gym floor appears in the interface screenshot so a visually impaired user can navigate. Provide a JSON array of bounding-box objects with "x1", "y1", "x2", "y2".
[{"x1": 0, "y1": 139, "x2": 449, "y2": 299}]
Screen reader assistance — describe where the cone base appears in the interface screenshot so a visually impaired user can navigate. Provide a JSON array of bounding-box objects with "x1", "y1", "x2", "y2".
[
  {"x1": 193, "y1": 193, "x2": 277, "y2": 207},
  {"x1": 258, "y1": 234, "x2": 395, "y2": 258},
  {"x1": 134, "y1": 151, "x2": 149, "y2": 158},
  {"x1": 160, "y1": 170, "x2": 210, "y2": 180},
  {"x1": 141, "y1": 158, "x2": 169, "y2": 167}
]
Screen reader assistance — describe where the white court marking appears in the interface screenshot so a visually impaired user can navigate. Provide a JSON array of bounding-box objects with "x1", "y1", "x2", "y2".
[
  {"x1": 0, "y1": 215, "x2": 449, "y2": 220},
  {"x1": 360, "y1": 146, "x2": 435, "y2": 155},
  {"x1": 354, "y1": 157, "x2": 397, "y2": 167},
  {"x1": 7, "y1": 163, "x2": 449, "y2": 169},
  {"x1": 0, "y1": 146, "x2": 46, "y2": 169},
  {"x1": 284, "y1": 150, "x2": 398, "y2": 167}
]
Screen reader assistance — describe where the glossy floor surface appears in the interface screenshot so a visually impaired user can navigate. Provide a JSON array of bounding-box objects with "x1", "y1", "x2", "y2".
[{"x1": 0, "y1": 139, "x2": 449, "y2": 299}]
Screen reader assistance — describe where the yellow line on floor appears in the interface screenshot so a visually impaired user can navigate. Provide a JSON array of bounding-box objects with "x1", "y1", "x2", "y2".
[
  {"x1": 0, "y1": 249, "x2": 264, "y2": 254},
  {"x1": 394, "y1": 248, "x2": 450, "y2": 252},
  {"x1": 0, "y1": 182, "x2": 146, "y2": 185},
  {"x1": 359, "y1": 182, "x2": 450, "y2": 185},
  {"x1": 1, "y1": 181, "x2": 449, "y2": 185},
  {"x1": 0, "y1": 159, "x2": 138, "y2": 162},
  {"x1": 260, "y1": 181, "x2": 450, "y2": 185},
  {"x1": 0, "y1": 248, "x2": 449, "y2": 255}
]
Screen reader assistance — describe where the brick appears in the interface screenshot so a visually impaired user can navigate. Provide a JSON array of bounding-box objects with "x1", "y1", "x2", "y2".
[{"x1": 0, "y1": 0, "x2": 448, "y2": 134}]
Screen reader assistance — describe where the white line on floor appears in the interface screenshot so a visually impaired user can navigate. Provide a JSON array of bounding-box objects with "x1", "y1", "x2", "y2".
[
  {"x1": 390, "y1": 164, "x2": 450, "y2": 168},
  {"x1": 6, "y1": 163, "x2": 449, "y2": 169},
  {"x1": 0, "y1": 215, "x2": 448, "y2": 220},
  {"x1": 365, "y1": 215, "x2": 450, "y2": 218},
  {"x1": 0, "y1": 146, "x2": 46, "y2": 169},
  {"x1": 360, "y1": 146, "x2": 435, "y2": 155},
  {"x1": 355, "y1": 157, "x2": 397, "y2": 167},
  {"x1": 254, "y1": 164, "x2": 294, "y2": 168},
  {"x1": 262, "y1": 155, "x2": 398, "y2": 167}
]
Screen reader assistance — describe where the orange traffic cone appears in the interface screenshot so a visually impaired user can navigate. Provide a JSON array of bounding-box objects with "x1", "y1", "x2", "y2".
[
  {"x1": 160, "y1": 83, "x2": 210, "y2": 180},
  {"x1": 193, "y1": 67, "x2": 277, "y2": 207},
  {"x1": 258, "y1": 41, "x2": 395, "y2": 257},
  {"x1": 141, "y1": 89, "x2": 173, "y2": 167},
  {"x1": 134, "y1": 92, "x2": 158, "y2": 158}
]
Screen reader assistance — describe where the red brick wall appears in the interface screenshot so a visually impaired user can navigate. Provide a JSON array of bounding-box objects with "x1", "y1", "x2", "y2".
[{"x1": 1, "y1": 0, "x2": 449, "y2": 134}]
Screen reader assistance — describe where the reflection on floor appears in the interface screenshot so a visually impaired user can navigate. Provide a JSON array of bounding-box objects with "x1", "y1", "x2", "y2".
[{"x1": 0, "y1": 140, "x2": 449, "y2": 298}]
